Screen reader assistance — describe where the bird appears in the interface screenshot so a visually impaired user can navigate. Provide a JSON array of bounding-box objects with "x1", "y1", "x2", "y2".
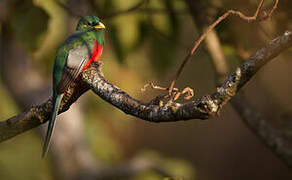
[{"x1": 42, "y1": 16, "x2": 105, "y2": 157}]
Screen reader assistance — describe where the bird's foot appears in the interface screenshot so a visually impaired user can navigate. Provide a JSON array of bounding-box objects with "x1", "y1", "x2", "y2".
[{"x1": 142, "y1": 82, "x2": 194, "y2": 106}]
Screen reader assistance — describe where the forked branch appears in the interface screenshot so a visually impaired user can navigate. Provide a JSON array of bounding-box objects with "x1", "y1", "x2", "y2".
[
  {"x1": 168, "y1": 0, "x2": 278, "y2": 97},
  {"x1": 0, "y1": 29, "x2": 291, "y2": 143}
]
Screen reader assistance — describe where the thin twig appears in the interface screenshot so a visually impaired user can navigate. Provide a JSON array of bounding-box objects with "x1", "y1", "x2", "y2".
[
  {"x1": 1, "y1": 29, "x2": 291, "y2": 142},
  {"x1": 168, "y1": 0, "x2": 279, "y2": 97},
  {"x1": 141, "y1": 82, "x2": 194, "y2": 101},
  {"x1": 189, "y1": 0, "x2": 292, "y2": 169}
]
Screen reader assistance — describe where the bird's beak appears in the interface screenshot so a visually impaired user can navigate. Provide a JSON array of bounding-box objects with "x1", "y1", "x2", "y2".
[{"x1": 94, "y1": 22, "x2": 106, "y2": 29}]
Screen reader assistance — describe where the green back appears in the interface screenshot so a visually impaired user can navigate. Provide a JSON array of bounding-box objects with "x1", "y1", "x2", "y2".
[{"x1": 53, "y1": 30, "x2": 104, "y2": 95}]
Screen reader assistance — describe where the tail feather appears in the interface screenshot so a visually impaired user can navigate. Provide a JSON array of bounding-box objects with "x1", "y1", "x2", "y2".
[{"x1": 42, "y1": 94, "x2": 63, "y2": 158}]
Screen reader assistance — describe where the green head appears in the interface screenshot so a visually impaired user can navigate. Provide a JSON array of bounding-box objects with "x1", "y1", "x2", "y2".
[{"x1": 76, "y1": 16, "x2": 105, "y2": 32}]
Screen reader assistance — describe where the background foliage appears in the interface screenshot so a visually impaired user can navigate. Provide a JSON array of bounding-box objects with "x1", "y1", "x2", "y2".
[{"x1": 0, "y1": 0, "x2": 292, "y2": 179}]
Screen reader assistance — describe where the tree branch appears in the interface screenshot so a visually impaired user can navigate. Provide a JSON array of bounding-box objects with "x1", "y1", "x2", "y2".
[
  {"x1": 187, "y1": 0, "x2": 292, "y2": 168},
  {"x1": 0, "y1": 29, "x2": 291, "y2": 143},
  {"x1": 231, "y1": 93, "x2": 292, "y2": 168},
  {"x1": 0, "y1": 80, "x2": 89, "y2": 142},
  {"x1": 168, "y1": 0, "x2": 278, "y2": 96}
]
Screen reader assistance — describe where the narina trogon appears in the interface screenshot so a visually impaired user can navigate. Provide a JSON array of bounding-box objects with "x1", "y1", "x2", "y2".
[{"x1": 42, "y1": 16, "x2": 105, "y2": 157}]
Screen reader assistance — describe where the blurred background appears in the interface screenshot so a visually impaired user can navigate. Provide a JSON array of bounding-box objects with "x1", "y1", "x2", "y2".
[{"x1": 0, "y1": 0, "x2": 292, "y2": 179}]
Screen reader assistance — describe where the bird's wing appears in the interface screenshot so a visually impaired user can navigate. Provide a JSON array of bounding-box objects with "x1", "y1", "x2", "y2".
[{"x1": 57, "y1": 44, "x2": 90, "y2": 93}]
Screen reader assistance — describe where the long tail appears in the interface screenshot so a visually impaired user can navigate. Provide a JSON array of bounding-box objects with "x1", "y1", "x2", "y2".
[{"x1": 42, "y1": 94, "x2": 63, "y2": 158}]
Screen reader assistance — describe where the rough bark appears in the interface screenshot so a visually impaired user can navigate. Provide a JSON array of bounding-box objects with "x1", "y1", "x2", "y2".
[
  {"x1": 1, "y1": 30, "x2": 291, "y2": 143},
  {"x1": 187, "y1": 0, "x2": 292, "y2": 168}
]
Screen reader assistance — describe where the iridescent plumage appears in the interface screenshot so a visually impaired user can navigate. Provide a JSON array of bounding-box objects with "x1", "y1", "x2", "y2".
[{"x1": 42, "y1": 16, "x2": 105, "y2": 157}]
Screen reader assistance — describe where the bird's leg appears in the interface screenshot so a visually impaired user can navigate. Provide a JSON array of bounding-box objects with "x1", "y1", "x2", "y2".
[{"x1": 98, "y1": 60, "x2": 104, "y2": 67}]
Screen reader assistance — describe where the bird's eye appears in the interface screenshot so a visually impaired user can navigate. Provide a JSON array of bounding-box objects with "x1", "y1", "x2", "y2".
[{"x1": 87, "y1": 22, "x2": 92, "y2": 26}]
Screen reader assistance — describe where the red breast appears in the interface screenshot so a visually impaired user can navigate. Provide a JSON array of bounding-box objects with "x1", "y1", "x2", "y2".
[{"x1": 82, "y1": 40, "x2": 103, "y2": 70}]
